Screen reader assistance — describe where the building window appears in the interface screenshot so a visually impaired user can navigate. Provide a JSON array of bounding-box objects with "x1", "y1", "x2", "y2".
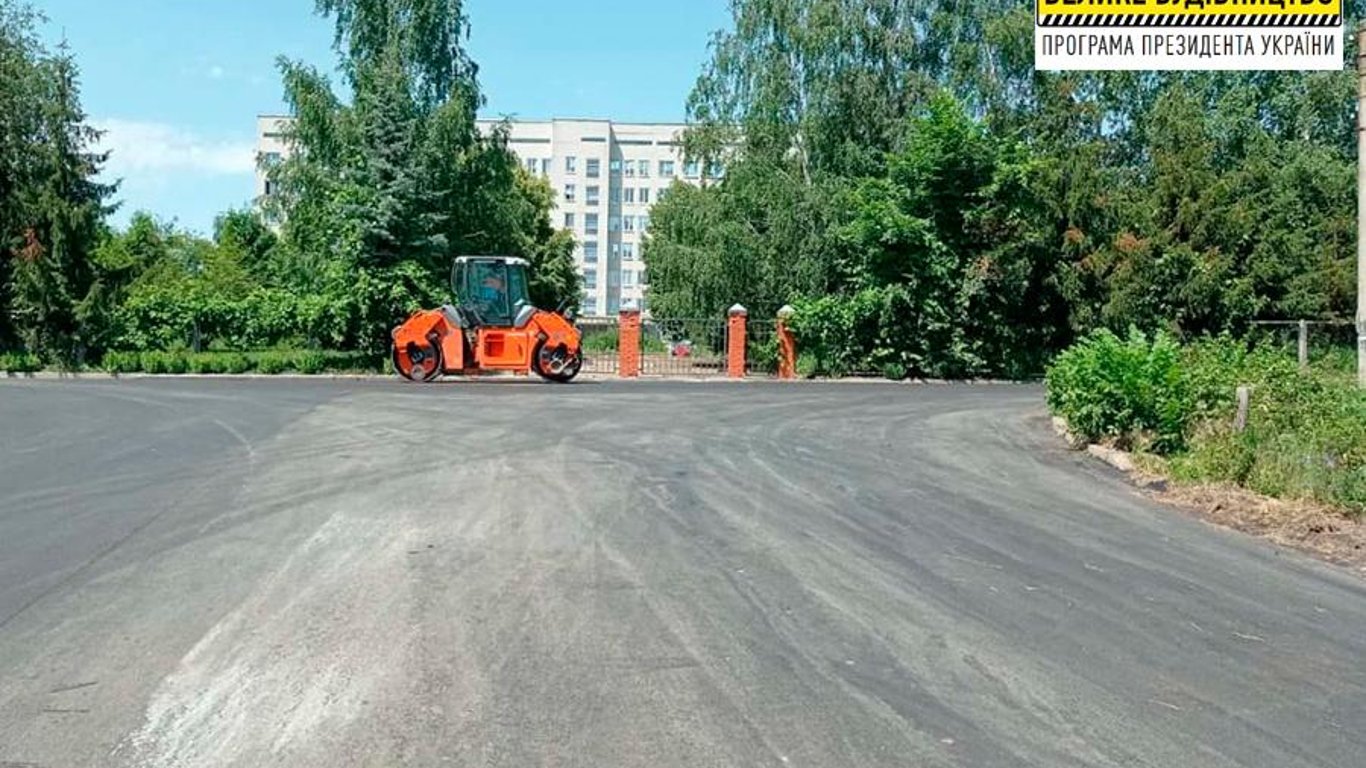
[
  {"x1": 622, "y1": 270, "x2": 637, "y2": 288},
  {"x1": 657, "y1": 187, "x2": 668, "y2": 202},
  {"x1": 262, "y1": 151, "x2": 283, "y2": 167},
  {"x1": 659, "y1": 160, "x2": 675, "y2": 177},
  {"x1": 585, "y1": 213, "x2": 599, "y2": 233},
  {"x1": 639, "y1": 297, "x2": 648, "y2": 312},
  {"x1": 264, "y1": 180, "x2": 279, "y2": 196},
  {"x1": 584, "y1": 241, "x2": 599, "y2": 262},
  {"x1": 623, "y1": 160, "x2": 635, "y2": 177},
  {"x1": 584, "y1": 296, "x2": 598, "y2": 315},
  {"x1": 621, "y1": 243, "x2": 635, "y2": 260},
  {"x1": 639, "y1": 215, "x2": 650, "y2": 231},
  {"x1": 610, "y1": 242, "x2": 621, "y2": 259},
  {"x1": 564, "y1": 212, "x2": 575, "y2": 229},
  {"x1": 708, "y1": 161, "x2": 724, "y2": 178},
  {"x1": 584, "y1": 268, "x2": 598, "y2": 290},
  {"x1": 564, "y1": 184, "x2": 576, "y2": 203},
  {"x1": 638, "y1": 160, "x2": 650, "y2": 177},
  {"x1": 586, "y1": 186, "x2": 600, "y2": 206},
  {"x1": 623, "y1": 188, "x2": 635, "y2": 204},
  {"x1": 608, "y1": 298, "x2": 620, "y2": 314},
  {"x1": 610, "y1": 159, "x2": 622, "y2": 174},
  {"x1": 609, "y1": 187, "x2": 622, "y2": 204},
  {"x1": 639, "y1": 188, "x2": 650, "y2": 204},
  {"x1": 586, "y1": 158, "x2": 600, "y2": 178},
  {"x1": 608, "y1": 215, "x2": 621, "y2": 232},
  {"x1": 525, "y1": 158, "x2": 538, "y2": 173},
  {"x1": 542, "y1": 158, "x2": 553, "y2": 175},
  {"x1": 565, "y1": 156, "x2": 577, "y2": 174},
  {"x1": 684, "y1": 160, "x2": 700, "y2": 179},
  {"x1": 622, "y1": 216, "x2": 635, "y2": 233}
]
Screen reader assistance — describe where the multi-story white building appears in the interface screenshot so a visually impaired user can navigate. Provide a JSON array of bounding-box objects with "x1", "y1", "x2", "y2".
[{"x1": 256, "y1": 116, "x2": 708, "y2": 317}]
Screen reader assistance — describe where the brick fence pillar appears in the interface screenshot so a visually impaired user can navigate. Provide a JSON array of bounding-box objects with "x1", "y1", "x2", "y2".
[
  {"x1": 619, "y1": 309, "x2": 641, "y2": 378},
  {"x1": 727, "y1": 304, "x2": 748, "y2": 379},
  {"x1": 776, "y1": 304, "x2": 796, "y2": 380}
]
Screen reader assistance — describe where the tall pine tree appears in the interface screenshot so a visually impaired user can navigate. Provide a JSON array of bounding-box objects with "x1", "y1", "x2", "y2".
[{"x1": 8, "y1": 43, "x2": 114, "y2": 365}]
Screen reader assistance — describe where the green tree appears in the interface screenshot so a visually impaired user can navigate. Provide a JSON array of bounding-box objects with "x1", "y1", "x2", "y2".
[
  {"x1": 266, "y1": 1, "x2": 576, "y2": 351},
  {"x1": 7, "y1": 42, "x2": 114, "y2": 365},
  {"x1": 0, "y1": 0, "x2": 46, "y2": 350}
]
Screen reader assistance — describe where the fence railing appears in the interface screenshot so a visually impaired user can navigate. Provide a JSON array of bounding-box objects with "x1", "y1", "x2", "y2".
[
  {"x1": 642, "y1": 317, "x2": 728, "y2": 376},
  {"x1": 577, "y1": 317, "x2": 620, "y2": 376},
  {"x1": 1248, "y1": 319, "x2": 1356, "y2": 372}
]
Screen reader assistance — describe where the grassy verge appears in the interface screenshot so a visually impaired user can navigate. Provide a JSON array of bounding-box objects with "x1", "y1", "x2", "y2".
[
  {"x1": 1, "y1": 349, "x2": 385, "y2": 376},
  {"x1": 1046, "y1": 329, "x2": 1364, "y2": 516},
  {"x1": 101, "y1": 349, "x2": 386, "y2": 375}
]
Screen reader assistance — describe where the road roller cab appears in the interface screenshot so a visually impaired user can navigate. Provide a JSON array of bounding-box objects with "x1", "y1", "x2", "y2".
[{"x1": 391, "y1": 256, "x2": 583, "y2": 383}]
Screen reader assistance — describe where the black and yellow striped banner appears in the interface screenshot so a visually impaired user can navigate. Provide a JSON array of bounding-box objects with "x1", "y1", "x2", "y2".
[
  {"x1": 1037, "y1": 1, "x2": 1343, "y2": 28},
  {"x1": 1038, "y1": 14, "x2": 1340, "y2": 27}
]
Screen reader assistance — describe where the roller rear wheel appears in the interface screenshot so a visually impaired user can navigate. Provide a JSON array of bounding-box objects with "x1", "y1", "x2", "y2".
[
  {"x1": 393, "y1": 338, "x2": 443, "y2": 382},
  {"x1": 533, "y1": 341, "x2": 581, "y2": 383}
]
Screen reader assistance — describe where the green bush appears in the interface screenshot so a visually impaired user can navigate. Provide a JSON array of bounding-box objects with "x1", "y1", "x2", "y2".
[
  {"x1": 255, "y1": 351, "x2": 291, "y2": 375},
  {"x1": 139, "y1": 351, "x2": 168, "y2": 374},
  {"x1": 1048, "y1": 330, "x2": 1365, "y2": 515},
  {"x1": 1045, "y1": 328, "x2": 1188, "y2": 452},
  {"x1": 747, "y1": 335, "x2": 779, "y2": 375},
  {"x1": 102, "y1": 351, "x2": 142, "y2": 373},
  {"x1": 0, "y1": 352, "x2": 42, "y2": 373},
  {"x1": 883, "y1": 362, "x2": 908, "y2": 381},
  {"x1": 188, "y1": 353, "x2": 226, "y2": 374},
  {"x1": 787, "y1": 286, "x2": 987, "y2": 378},
  {"x1": 221, "y1": 353, "x2": 252, "y2": 374},
  {"x1": 294, "y1": 350, "x2": 327, "y2": 375}
]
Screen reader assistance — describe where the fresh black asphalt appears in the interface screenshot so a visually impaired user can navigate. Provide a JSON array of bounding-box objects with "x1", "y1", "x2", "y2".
[{"x1": 0, "y1": 378, "x2": 1363, "y2": 767}]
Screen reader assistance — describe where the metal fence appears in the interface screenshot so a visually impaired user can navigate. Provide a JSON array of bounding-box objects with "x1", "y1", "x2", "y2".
[
  {"x1": 743, "y1": 319, "x2": 779, "y2": 377},
  {"x1": 642, "y1": 317, "x2": 727, "y2": 376},
  {"x1": 577, "y1": 316, "x2": 620, "y2": 375}
]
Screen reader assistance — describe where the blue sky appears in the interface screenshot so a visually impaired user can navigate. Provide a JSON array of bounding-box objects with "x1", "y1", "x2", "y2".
[{"x1": 36, "y1": 0, "x2": 730, "y2": 236}]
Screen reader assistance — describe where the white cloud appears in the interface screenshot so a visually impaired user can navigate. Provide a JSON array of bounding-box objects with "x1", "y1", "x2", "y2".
[
  {"x1": 92, "y1": 118, "x2": 256, "y2": 180},
  {"x1": 208, "y1": 65, "x2": 226, "y2": 80}
]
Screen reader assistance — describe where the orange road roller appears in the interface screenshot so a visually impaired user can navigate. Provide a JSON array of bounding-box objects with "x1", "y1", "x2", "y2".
[{"x1": 391, "y1": 256, "x2": 583, "y2": 383}]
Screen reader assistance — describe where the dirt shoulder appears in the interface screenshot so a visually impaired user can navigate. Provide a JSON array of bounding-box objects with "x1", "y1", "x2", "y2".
[{"x1": 1054, "y1": 419, "x2": 1366, "y2": 575}]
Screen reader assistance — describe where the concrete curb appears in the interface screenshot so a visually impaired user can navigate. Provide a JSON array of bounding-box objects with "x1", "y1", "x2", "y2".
[{"x1": 1050, "y1": 416, "x2": 1137, "y2": 473}]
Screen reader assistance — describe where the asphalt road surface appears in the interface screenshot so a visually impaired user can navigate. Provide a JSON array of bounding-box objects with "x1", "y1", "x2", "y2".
[{"x1": 1, "y1": 378, "x2": 1363, "y2": 768}]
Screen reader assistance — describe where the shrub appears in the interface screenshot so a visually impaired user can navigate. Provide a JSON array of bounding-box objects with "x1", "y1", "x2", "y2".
[
  {"x1": 255, "y1": 351, "x2": 291, "y2": 375},
  {"x1": 1045, "y1": 328, "x2": 1189, "y2": 452},
  {"x1": 1048, "y1": 330, "x2": 1365, "y2": 515},
  {"x1": 294, "y1": 350, "x2": 327, "y2": 375},
  {"x1": 747, "y1": 335, "x2": 779, "y2": 375},
  {"x1": 221, "y1": 353, "x2": 252, "y2": 374},
  {"x1": 787, "y1": 286, "x2": 985, "y2": 378},
  {"x1": 140, "y1": 351, "x2": 170, "y2": 374},
  {"x1": 0, "y1": 352, "x2": 42, "y2": 373},
  {"x1": 103, "y1": 351, "x2": 143, "y2": 373},
  {"x1": 883, "y1": 362, "x2": 908, "y2": 381},
  {"x1": 188, "y1": 353, "x2": 226, "y2": 374}
]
